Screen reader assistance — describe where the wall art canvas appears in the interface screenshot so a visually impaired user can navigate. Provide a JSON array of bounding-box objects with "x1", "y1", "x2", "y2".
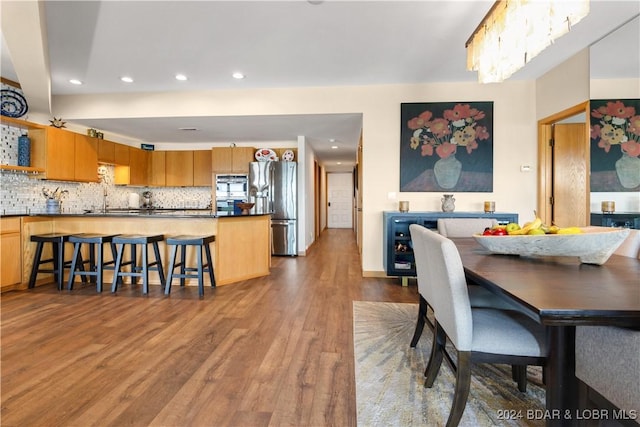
[
  {"x1": 589, "y1": 98, "x2": 640, "y2": 192},
  {"x1": 400, "y1": 102, "x2": 493, "y2": 192}
]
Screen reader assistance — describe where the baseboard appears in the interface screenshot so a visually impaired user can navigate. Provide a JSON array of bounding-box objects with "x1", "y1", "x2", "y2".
[{"x1": 362, "y1": 270, "x2": 390, "y2": 278}]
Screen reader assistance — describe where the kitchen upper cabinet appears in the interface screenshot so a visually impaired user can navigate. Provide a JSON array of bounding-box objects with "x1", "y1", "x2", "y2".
[
  {"x1": 98, "y1": 139, "x2": 115, "y2": 163},
  {"x1": 166, "y1": 151, "x2": 194, "y2": 187},
  {"x1": 114, "y1": 143, "x2": 130, "y2": 165},
  {"x1": 212, "y1": 146, "x2": 254, "y2": 174},
  {"x1": 129, "y1": 147, "x2": 150, "y2": 186},
  {"x1": 30, "y1": 126, "x2": 76, "y2": 181},
  {"x1": 74, "y1": 134, "x2": 98, "y2": 182},
  {"x1": 212, "y1": 147, "x2": 233, "y2": 173},
  {"x1": 0, "y1": 217, "x2": 22, "y2": 292},
  {"x1": 149, "y1": 151, "x2": 166, "y2": 187},
  {"x1": 98, "y1": 139, "x2": 130, "y2": 166},
  {"x1": 193, "y1": 150, "x2": 212, "y2": 186},
  {"x1": 232, "y1": 147, "x2": 254, "y2": 173},
  {"x1": 28, "y1": 127, "x2": 98, "y2": 182}
]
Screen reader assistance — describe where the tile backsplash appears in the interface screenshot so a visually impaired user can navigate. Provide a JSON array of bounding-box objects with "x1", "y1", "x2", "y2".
[{"x1": 0, "y1": 166, "x2": 213, "y2": 216}]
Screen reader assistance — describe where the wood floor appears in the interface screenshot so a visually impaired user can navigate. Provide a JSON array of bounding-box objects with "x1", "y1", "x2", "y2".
[{"x1": 1, "y1": 228, "x2": 417, "y2": 427}]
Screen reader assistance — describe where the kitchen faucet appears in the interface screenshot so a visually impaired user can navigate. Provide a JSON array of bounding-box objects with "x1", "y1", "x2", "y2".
[{"x1": 102, "y1": 187, "x2": 108, "y2": 212}]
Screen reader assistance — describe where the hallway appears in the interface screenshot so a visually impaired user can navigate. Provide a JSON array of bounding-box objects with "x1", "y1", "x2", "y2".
[{"x1": 1, "y1": 228, "x2": 417, "y2": 426}]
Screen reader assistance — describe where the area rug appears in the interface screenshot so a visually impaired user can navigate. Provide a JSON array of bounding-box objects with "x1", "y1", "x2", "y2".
[{"x1": 353, "y1": 301, "x2": 546, "y2": 427}]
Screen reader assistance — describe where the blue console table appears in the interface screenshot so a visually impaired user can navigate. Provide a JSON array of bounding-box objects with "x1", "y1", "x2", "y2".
[{"x1": 383, "y1": 211, "x2": 519, "y2": 285}]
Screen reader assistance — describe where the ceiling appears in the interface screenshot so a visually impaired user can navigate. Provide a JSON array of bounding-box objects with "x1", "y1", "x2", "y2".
[{"x1": 2, "y1": 1, "x2": 638, "y2": 172}]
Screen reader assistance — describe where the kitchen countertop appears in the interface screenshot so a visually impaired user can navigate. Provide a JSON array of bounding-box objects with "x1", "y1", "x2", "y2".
[{"x1": 2, "y1": 209, "x2": 271, "y2": 219}]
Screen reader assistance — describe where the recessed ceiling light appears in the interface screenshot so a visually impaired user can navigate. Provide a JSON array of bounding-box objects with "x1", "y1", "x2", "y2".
[
  {"x1": 175, "y1": 74, "x2": 188, "y2": 81},
  {"x1": 120, "y1": 76, "x2": 134, "y2": 83},
  {"x1": 337, "y1": 162, "x2": 342, "y2": 165},
  {"x1": 232, "y1": 72, "x2": 245, "y2": 79},
  {"x1": 331, "y1": 145, "x2": 338, "y2": 149},
  {"x1": 69, "y1": 79, "x2": 83, "y2": 85}
]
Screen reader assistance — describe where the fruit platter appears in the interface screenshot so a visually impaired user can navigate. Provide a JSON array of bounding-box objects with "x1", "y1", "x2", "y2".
[{"x1": 472, "y1": 215, "x2": 631, "y2": 265}]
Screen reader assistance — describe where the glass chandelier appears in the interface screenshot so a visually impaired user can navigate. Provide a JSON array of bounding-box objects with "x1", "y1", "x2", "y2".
[{"x1": 466, "y1": 0, "x2": 590, "y2": 83}]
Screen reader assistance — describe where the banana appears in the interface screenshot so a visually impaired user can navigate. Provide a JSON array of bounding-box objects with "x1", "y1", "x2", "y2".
[
  {"x1": 508, "y1": 216, "x2": 542, "y2": 235},
  {"x1": 557, "y1": 226, "x2": 582, "y2": 234}
]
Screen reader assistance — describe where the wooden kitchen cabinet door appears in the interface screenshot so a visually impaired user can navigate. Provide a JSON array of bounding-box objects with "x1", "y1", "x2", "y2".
[
  {"x1": 211, "y1": 147, "x2": 233, "y2": 173},
  {"x1": 114, "y1": 143, "x2": 130, "y2": 165},
  {"x1": 193, "y1": 150, "x2": 212, "y2": 186},
  {"x1": 0, "y1": 217, "x2": 22, "y2": 291},
  {"x1": 129, "y1": 147, "x2": 150, "y2": 186},
  {"x1": 98, "y1": 139, "x2": 115, "y2": 163},
  {"x1": 231, "y1": 147, "x2": 254, "y2": 173},
  {"x1": 149, "y1": 151, "x2": 166, "y2": 186},
  {"x1": 41, "y1": 127, "x2": 75, "y2": 181},
  {"x1": 166, "y1": 151, "x2": 193, "y2": 186},
  {"x1": 74, "y1": 134, "x2": 98, "y2": 182}
]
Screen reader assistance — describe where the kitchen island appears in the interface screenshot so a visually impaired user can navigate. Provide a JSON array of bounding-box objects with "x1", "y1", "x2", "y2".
[{"x1": 19, "y1": 211, "x2": 271, "y2": 290}]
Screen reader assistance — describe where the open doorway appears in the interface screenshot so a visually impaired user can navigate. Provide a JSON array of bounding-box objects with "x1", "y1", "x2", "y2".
[{"x1": 537, "y1": 101, "x2": 590, "y2": 227}]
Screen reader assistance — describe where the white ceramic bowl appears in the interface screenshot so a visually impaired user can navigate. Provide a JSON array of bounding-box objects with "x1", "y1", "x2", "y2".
[{"x1": 472, "y1": 227, "x2": 631, "y2": 265}]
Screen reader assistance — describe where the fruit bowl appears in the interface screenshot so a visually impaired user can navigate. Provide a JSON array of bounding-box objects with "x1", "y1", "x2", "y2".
[
  {"x1": 472, "y1": 228, "x2": 630, "y2": 265},
  {"x1": 236, "y1": 202, "x2": 255, "y2": 215}
]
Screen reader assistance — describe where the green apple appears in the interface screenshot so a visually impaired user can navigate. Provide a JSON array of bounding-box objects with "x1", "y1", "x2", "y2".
[{"x1": 505, "y1": 222, "x2": 520, "y2": 233}]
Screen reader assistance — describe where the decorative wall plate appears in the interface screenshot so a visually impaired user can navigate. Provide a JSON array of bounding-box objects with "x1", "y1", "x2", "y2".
[
  {"x1": 282, "y1": 150, "x2": 295, "y2": 161},
  {"x1": 255, "y1": 148, "x2": 277, "y2": 161},
  {"x1": 1, "y1": 89, "x2": 28, "y2": 118}
]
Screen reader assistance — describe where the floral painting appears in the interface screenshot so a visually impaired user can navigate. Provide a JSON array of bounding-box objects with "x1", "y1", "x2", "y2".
[
  {"x1": 590, "y1": 99, "x2": 640, "y2": 192},
  {"x1": 400, "y1": 102, "x2": 493, "y2": 192}
]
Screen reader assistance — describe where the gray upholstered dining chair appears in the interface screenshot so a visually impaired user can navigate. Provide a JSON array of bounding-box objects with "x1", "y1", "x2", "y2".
[
  {"x1": 574, "y1": 229, "x2": 640, "y2": 421},
  {"x1": 413, "y1": 222, "x2": 537, "y2": 391},
  {"x1": 575, "y1": 326, "x2": 640, "y2": 422},
  {"x1": 409, "y1": 224, "x2": 523, "y2": 347},
  {"x1": 416, "y1": 227, "x2": 547, "y2": 427},
  {"x1": 436, "y1": 218, "x2": 498, "y2": 237}
]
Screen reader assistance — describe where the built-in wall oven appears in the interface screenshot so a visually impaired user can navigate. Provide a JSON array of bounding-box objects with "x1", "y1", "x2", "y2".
[{"x1": 215, "y1": 174, "x2": 248, "y2": 214}]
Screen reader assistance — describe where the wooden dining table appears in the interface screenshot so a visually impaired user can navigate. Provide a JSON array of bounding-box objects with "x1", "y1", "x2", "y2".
[{"x1": 453, "y1": 238, "x2": 640, "y2": 427}]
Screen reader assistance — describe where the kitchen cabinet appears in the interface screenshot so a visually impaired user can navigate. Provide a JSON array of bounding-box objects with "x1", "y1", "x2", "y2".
[
  {"x1": 193, "y1": 150, "x2": 212, "y2": 186},
  {"x1": 149, "y1": 151, "x2": 166, "y2": 187},
  {"x1": 211, "y1": 147, "x2": 233, "y2": 173},
  {"x1": 30, "y1": 126, "x2": 75, "y2": 181},
  {"x1": 232, "y1": 147, "x2": 254, "y2": 172},
  {"x1": 74, "y1": 134, "x2": 98, "y2": 182},
  {"x1": 27, "y1": 126, "x2": 98, "y2": 182},
  {"x1": 129, "y1": 147, "x2": 150, "y2": 186},
  {"x1": 382, "y1": 211, "x2": 519, "y2": 281},
  {"x1": 166, "y1": 151, "x2": 193, "y2": 186},
  {"x1": 98, "y1": 140, "x2": 130, "y2": 166},
  {"x1": 1, "y1": 217, "x2": 22, "y2": 292},
  {"x1": 114, "y1": 143, "x2": 130, "y2": 165},
  {"x1": 98, "y1": 139, "x2": 115, "y2": 163},
  {"x1": 212, "y1": 147, "x2": 254, "y2": 174}
]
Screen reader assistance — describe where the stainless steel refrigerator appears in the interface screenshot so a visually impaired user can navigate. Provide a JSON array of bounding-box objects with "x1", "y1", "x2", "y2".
[{"x1": 249, "y1": 161, "x2": 297, "y2": 256}]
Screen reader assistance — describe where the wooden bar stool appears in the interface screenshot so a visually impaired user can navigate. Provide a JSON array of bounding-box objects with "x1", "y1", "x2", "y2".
[
  {"x1": 29, "y1": 233, "x2": 85, "y2": 290},
  {"x1": 165, "y1": 235, "x2": 216, "y2": 298},
  {"x1": 111, "y1": 234, "x2": 166, "y2": 294},
  {"x1": 67, "y1": 234, "x2": 120, "y2": 292}
]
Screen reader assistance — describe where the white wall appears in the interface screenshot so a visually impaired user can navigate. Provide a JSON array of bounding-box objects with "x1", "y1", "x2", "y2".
[{"x1": 536, "y1": 49, "x2": 590, "y2": 120}]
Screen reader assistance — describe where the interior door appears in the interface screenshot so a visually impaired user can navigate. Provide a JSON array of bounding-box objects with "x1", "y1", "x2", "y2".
[
  {"x1": 327, "y1": 172, "x2": 353, "y2": 228},
  {"x1": 552, "y1": 123, "x2": 588, "y2": 227}
]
